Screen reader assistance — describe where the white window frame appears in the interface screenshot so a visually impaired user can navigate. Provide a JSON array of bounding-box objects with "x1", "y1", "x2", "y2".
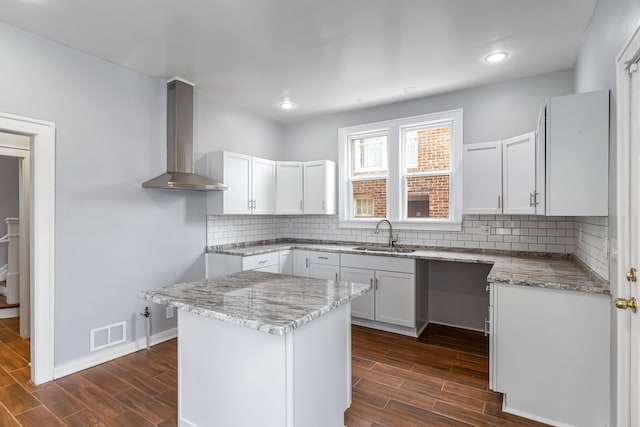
[
  {"x1": 352, "y1": 136, "x2": 388, "y2": 174},
  {"x1": 338, "y1": 109, "x2": 463, "y2": 231}
]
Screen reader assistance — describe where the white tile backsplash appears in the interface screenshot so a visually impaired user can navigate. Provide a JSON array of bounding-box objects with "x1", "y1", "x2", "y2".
[{"x1": 206, "y1": 213, "x2": 610, "y2": 280}]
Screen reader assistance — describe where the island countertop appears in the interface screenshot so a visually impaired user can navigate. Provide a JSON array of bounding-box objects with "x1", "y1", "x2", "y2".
[{"x1": 139, "y1": 270, "x2": 372, "y2": 335}]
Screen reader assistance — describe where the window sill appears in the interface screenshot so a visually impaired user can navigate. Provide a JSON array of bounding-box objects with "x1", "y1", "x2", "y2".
[{"x1": 339, "y1": 220, "x2": 462, "y2": 232}]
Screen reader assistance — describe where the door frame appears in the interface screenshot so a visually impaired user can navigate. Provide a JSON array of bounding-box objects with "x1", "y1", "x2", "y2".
[
  {"x1": 0, "y1": 112, "x2": 55, "y2": 385},
  {"x1": 615, "y1": 23, "x2": 640, "y2": 427}
]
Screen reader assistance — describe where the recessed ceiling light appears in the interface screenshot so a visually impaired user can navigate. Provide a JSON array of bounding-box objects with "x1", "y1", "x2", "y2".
[
  {"x1": 403, "y1": 86, "x2": 417, "y2": 94},
  {"x1": 485, "y1": 52, "x2": 509, "y2": 63},
  {"x1": 279, "y1": 99, "x2": 295, "y2": 110}
]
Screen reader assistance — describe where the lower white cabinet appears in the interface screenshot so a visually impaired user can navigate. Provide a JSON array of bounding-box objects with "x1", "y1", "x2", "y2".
[
  {"x1": 341, "y1": 254, "x2": 416, "y2": 333},
  {"x1": 489, "y1": 283, "x2": 610, "y2": 427},
  {"x1": 293, "y1": 250, "x2": 340, "y2": 280},
  {"x1": 278, "y1": 250, "x2": 292, "y2": 275}
]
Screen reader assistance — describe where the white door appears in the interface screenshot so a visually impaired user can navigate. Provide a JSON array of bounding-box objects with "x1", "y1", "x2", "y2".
[
  {"x1": 275, "y1": 162, "x2": 303, "y2": 214},
  {"x1": 463, "y1": 142, "x2": 502, "y2": 214},
  {"x1": 292, "y1": 251, "x2": 310, "y2": 277},
  {"x1": 629, "y1": 58, "x2": 640, "y2": 426},
  {"x1": 304, "y1": 161, "x2": 326, "y2": 214},
  {"x1": 223, "y1": 152, "x2": 252, "y2": 214},
  {"x1": 502, "y1": 132, "x2": 536, "y2": 215},
  {"x1": 309, "y1": 264, "x2": 339, "y2": 281},
  {"x1": 341, "y1": 267, "x2": 374, "y2": 320},
  {"x1": 375, "y1": 270, "x2": 415, "y2": 327},
  {"x1": 251, "y1": 157, "x2": 276, "y2": 214}
]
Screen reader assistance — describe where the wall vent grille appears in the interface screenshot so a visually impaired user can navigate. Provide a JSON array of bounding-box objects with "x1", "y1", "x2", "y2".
[{"x1": 90, "y1": 321, "x2": 126, "y2": 352}]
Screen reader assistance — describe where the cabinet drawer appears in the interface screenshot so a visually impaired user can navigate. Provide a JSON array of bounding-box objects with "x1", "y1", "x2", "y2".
[
  {"x1": 341, "y1": 253, "x2": 415, "y2": 273},
  {"x1": 309, "y1": 251, "x2": 339, "y2": 266},
  {"x1": 242, "y1": 252, "x2": 279, "y2": 271}
]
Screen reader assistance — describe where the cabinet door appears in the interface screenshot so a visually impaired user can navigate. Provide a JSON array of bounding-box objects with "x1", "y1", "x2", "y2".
[
  {"x1": 535, "y1": 108, "x2": 546, "y2": 215},
  {"x1": 463, "y1": 142, "x2": 502, "y2": 214},
  {"x1": 546, "y1": 90, "x2": 609, "y2": 216},
  {"x1": 341, "y1": 267, "x2": 375, "y2": 321},
  {"x1": 309, "y1": 264, "x2": 340, "y2": 281},
  {"x1": 304, "y1": 160, "x2": 336, "y2": 215},
  {"x1": 375, "y1": 270, "x2": 415, "y2": 328},
  {"x1": 292, "y1": 251, "x2": 310, "y2": 277},
  {"x1": 251, "y1": 157, "x2": 276, "y2": 214},
  {"x1": 502, "y1": 132, "x2": 536, "y2": 215},
  {"x1": 276, "y1": 162, "x2": 304, "y2": 214},
  {"x1": 279, "y1": 250, "x2": 293, "y2": 275},
  {"x1": 222, "y1": 152, "x2": 252, "y2": 214}
]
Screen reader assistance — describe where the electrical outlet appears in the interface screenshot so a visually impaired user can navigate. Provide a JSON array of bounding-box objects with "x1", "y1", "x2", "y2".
[
  {"x1": 166, "y1": 306, "x2": 175, "y2": 319},
  {"x1": 479, "y1": 226, "x2": 490, "y2": 235},
  {"x1": 578, "y1": 227, "x2": 583, "y2": 243},
  {"x1": 603, "y1": 237, "x2": 609, "y2": 260},
  {"x1": 327, "y1": 223, "x2": 332, "y2": 230}
]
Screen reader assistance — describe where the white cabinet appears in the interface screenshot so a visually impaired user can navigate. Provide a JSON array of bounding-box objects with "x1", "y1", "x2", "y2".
[
  {"x1": 303, "y1": 160, "x2": 337, "y2": 215},
  {"x1": 293, "y1": 250, "x2": 340, "y2": 280},
  {"x1": 341, "y1": 267, "x2": 375, "y2": 320},
  {"x1": 490, "y1": 283, "x2": 610, "y2": 427},
  {"x1": 206, "y1": 250, "x2": 286, "y2": 278},
  {"x1": 278, "y1": 250, "x2": 292, "y2": 275},
  {"x1": 541, "y1": 90, "x2": 609, "y2": 216},
  {"x1": 502, "y1": 132, "x2": 537, "y2": 215},
  {"x1": 463, "y1": 141, "x2": 502, "y2": 214},
  {"x1": 340, "y1": 254, "x2": 416, "y2": 332},
  {"x1": 205, "y1": 152, "x2": 275, "y2": 215},
  {"x1": 275, "y1": 162, "x2": 303, "y2": 214},
  {"x1": 463, "y1": 132, "x2": 540, "y2": 215}
]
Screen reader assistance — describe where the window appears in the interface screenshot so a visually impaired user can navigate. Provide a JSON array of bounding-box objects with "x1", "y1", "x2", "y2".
[{"x1": 338, "y1": 110, "x2": 463, "y2": 230}]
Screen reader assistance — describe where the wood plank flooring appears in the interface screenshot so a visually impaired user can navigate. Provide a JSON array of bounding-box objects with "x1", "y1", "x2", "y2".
[
  {"x1": 346, "y1": 324, "x2": 549, "y2": 426},
  {"x1": 0, "y1": 319, "x2": 548, "y2": 426}
]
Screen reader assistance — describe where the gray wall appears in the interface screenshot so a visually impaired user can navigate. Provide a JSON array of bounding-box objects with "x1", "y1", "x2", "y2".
[
  {"x1": 0, "y1": 155, "x2": 19, "y2": 268},
  {"x1": 283, "y1": 69, "x2": 575, "y2": 161},
  {"x1": 0, "y1": 21, "x2": 283, "y2": 367},
  {"x1": 574, "y1": 1, "x2": 640, "y2": 425}
]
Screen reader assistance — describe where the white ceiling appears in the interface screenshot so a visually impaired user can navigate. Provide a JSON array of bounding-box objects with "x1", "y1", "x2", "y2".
[{"x1": 0, "y1": 0, "x2": 596, "y2": 123}]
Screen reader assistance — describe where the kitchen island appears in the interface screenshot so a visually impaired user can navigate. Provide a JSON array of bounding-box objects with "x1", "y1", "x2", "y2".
[{"x1": 140, "y1": 270, "x2": 371, "y2": 427}]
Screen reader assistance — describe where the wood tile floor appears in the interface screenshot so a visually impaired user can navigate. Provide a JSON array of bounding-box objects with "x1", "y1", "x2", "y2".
[{"x1": 0, "y1": 320, "x2": 548, "y2": 426}]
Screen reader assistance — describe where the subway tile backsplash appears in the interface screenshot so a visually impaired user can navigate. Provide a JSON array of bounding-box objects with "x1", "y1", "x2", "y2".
[{"x1": 206, "y1": 214, "x2": 610, "y2": 280}]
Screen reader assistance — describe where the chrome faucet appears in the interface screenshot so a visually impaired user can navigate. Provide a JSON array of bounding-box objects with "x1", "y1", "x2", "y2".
[{"x1": 375, "y1": 219, "x2": 398, "y2": 247}]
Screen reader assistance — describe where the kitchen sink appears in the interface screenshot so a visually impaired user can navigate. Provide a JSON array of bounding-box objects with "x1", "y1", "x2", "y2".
[{"x1": 352, "y1": 246, "x2": 415, "y2": 253}]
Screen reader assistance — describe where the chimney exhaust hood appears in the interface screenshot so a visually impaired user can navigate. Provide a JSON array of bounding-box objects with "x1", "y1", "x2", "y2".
[{"x1": 142, "y1": 79, "x2": 229, "y2": 191}]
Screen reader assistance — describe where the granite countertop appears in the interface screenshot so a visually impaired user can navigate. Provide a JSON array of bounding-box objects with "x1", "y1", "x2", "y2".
[
  {"x1": 139, "y1": 270, "x2": 372, "y2": 335},
  {"x1": 207, "y1": 240, "x2": 610, "y2": 295}
]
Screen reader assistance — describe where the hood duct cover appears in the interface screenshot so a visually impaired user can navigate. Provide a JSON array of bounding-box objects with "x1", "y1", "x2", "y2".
[{"x1": 142, "y1": 79, "x2": 229, "y2": 191}]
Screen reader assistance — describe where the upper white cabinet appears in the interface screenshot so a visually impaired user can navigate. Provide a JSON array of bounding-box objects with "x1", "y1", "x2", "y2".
[
  {"x1": 275, "y1": 162, "x2": 304, "y2": 214},
  {"x1": 463, "y1": 141, "x2": 502, "y2": 214},
  {"x1": 463, "y1": 132, "x2": 542, "y2": 215},
  {"x1": 502, "y1": 132, "x2": 537, "y2": 215},
  {"x1": 206, "y1": 152, "x2": 275, "y2": 215},
  {"x1": 304, "y1": 160, "x2": 337, "y2": 215},
  {"x1": 541, "y1": 90, "x2": 609, "y2": 216}
]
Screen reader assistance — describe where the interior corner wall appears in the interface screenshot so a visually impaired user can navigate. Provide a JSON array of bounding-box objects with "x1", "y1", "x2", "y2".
[
  {"x1": 0, "y1": 20, "x2": 284, "y2": 369},
  {"x1": 282, "y1": 69, "x2": 575, "y2": 162},
  {"x1": 0, "y1": 154, "x2": 19, "y2": 267}
]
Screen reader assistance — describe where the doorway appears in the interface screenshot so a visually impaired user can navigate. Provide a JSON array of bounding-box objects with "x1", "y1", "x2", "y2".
[{"x1": 0, "y1": 112, "x2": 55, "y2": 385}]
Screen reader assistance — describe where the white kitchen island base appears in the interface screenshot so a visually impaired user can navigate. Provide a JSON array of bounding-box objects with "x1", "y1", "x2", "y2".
[{"x1": 177, "y1": 303, "x2": 351, "y2": 427}]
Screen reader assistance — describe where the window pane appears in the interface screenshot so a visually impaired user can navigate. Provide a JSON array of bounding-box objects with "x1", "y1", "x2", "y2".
[
  {"x1": 405, "y1": 126, "x2": 450, "y2": 173},
  {"x1": 406, "y1": 175, "x2": 449, "y2": 218},
  {"x1": 353, "y1": 179, "x2": 387, "y2": 218},
  {"x1": 352, "y1": 136, "x2": 388, "y2": 177}
]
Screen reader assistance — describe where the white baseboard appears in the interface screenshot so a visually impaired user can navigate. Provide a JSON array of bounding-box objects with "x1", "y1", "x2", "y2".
[
  {"x1": 502, "y1": 402, "x2": 575, "y2": 427},
  {"x1": 0, "y1": 307, "x2": 18, "y2": 319},
  {"x1": 53, "y1": 327, "x2": 177, "y2": 379}
]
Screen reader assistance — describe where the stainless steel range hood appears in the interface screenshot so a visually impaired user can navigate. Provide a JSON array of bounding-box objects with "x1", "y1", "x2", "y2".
[{"x1": 142, "y1": 79, "x2": 229, "y2": 191}]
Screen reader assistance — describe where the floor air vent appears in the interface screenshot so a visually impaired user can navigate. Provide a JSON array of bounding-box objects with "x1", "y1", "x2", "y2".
[{"x1": 90, "y1": 321, "x2": 126, "y2": 352}]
